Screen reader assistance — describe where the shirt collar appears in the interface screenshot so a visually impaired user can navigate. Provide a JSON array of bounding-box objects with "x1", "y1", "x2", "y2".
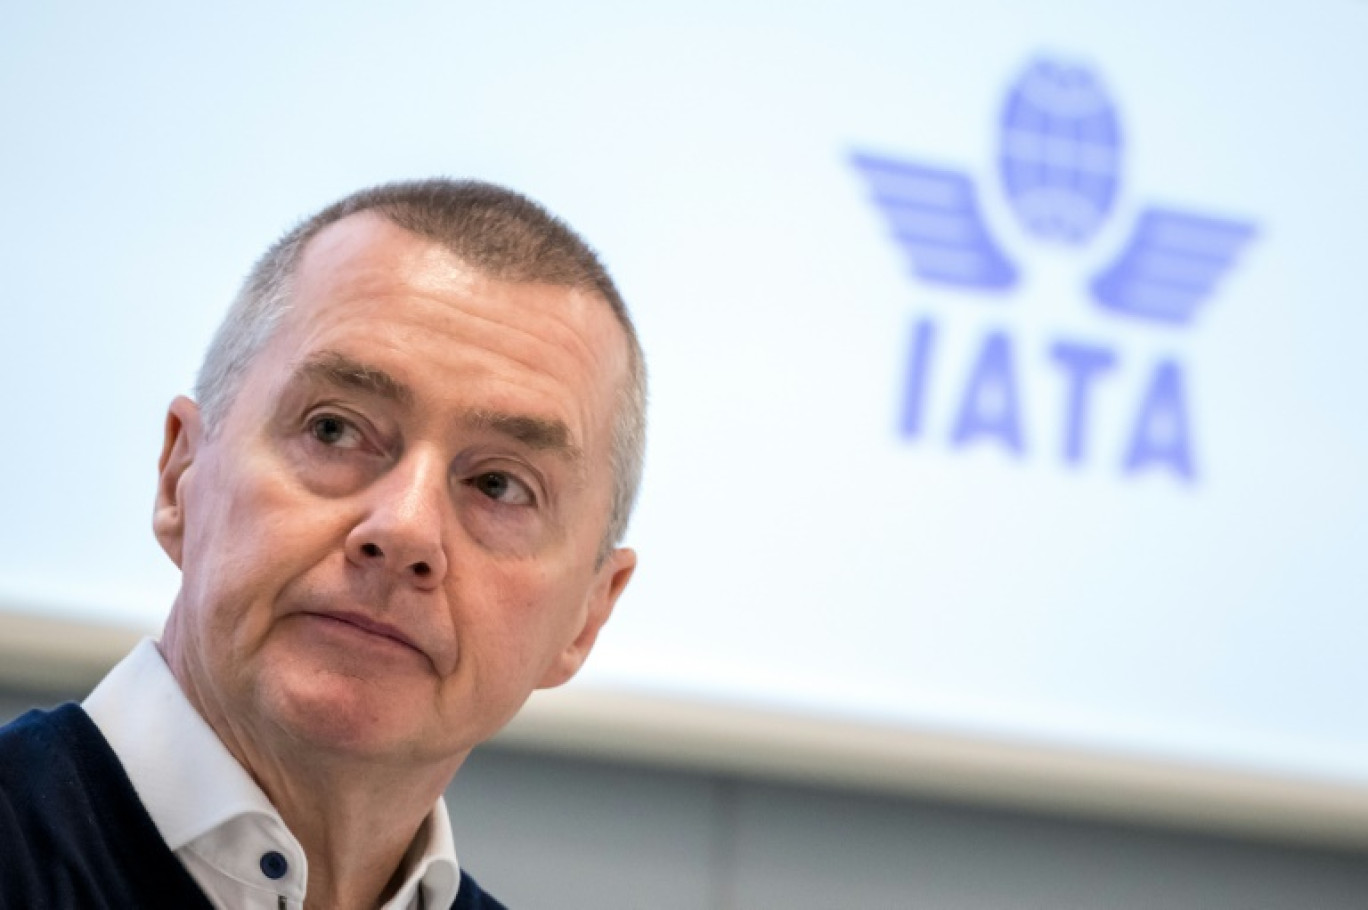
[{"x1": 84, "y1": 637, "x2": 461, "y2": 909}]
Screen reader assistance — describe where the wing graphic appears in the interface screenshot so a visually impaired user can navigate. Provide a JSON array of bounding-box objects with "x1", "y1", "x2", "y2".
[
  {"x1": 1089, "y1": 207, "x2": 1257, "y2": 325},
  {"x1": 851, "y1": 151, "x2": 1018, "y2": 291}
]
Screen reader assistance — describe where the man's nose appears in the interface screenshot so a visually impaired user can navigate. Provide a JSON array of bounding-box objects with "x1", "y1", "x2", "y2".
[{"x1": 344, "y1": 451, "x2": 449, "y2": 589}]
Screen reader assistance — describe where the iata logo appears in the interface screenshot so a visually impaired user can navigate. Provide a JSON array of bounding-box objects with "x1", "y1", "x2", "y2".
[{"x1": 852, "y1": 57, "x2": 1257, "y2": 481}]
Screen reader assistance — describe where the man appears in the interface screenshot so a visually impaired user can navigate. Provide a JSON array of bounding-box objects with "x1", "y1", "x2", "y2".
[{"x1": 0, "y1": 179, "x2": 645, "y2": 909}]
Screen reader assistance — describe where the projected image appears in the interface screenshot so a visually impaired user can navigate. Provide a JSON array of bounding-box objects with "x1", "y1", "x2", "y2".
[{"x1": 1, "y1": 1, "x2": 1365, "y2": 809}]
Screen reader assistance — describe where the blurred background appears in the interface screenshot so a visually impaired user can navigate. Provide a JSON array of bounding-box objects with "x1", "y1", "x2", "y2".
[{"x1": 2, "y1": 2, "x2": 1367, "y2": 906}]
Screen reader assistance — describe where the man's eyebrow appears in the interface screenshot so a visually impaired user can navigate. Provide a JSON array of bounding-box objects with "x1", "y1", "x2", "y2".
[
  {"x1": 290, "y1": 354, "x2": 581, "y2": 461},
  {"x1": 293, "y1": 351, "x2": 413, "y2": 406},
  {"x1": 463, "y1": 410, "x2": 583, "y2": 461}
]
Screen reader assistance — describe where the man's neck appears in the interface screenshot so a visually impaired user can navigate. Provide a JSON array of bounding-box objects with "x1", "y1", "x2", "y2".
[{"x1": 254, "y1": 749, "x2": 449, "y2": 910}]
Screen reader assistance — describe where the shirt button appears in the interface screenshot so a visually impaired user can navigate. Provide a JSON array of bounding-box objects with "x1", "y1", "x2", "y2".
[{"x1": 260, "y1": 851, "x2": 289, "y2": 880}]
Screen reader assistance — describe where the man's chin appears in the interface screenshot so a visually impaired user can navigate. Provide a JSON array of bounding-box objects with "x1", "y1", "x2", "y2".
[{"x1": 256, "y1": 666, "x2": 437, "y2": 762}]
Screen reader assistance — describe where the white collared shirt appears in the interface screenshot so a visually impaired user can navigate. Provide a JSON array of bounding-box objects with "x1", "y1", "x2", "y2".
[{"x1": 83, "y1": 638, "x2": 461, "y2": 910}]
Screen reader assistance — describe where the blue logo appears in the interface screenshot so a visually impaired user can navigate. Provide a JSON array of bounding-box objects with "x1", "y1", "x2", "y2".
[
  {"x1": 852, "y1": 57, "x2": 1258, "y2": 479},
  {"x1": 1001, "y1": 60, "x2": 1121, "y2": 247}
]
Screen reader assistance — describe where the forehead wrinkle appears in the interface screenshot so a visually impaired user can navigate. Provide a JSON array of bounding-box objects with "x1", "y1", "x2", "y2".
[
  {"x1": 292, "y1": 350, "x2": 413, "y2": 407},
  {"x1": 436, "y1": 285, "x2": 606, "y2": 368},
  {"x1": 436, "y1": 287, "x2": 630, "y2": 427}
]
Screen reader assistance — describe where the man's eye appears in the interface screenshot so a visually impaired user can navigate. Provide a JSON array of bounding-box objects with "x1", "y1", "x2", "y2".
[
  {"x1": 471, "y1": 472, "x2": 533, "y2": 506},
  {"x1": 309, "y1": 414, "x2": 362, "y2": 448}
]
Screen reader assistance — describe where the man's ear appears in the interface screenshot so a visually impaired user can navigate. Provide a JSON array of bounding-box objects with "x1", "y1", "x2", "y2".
[
  {"x1": 152, "y1": 396, "x2": 203, "y2": 569},
  {"x1": 537, "y1": 547, "x2": 637, "y2": 689}
]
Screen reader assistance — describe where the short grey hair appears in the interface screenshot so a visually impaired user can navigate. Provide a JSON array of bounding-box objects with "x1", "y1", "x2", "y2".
[{"x1": 195, "y1": 179, "x2": 647, "y2": 554}]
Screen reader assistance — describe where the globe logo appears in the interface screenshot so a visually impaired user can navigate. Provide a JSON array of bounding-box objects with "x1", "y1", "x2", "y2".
[
  {"x1": 998, "y1": 59, "x2": 1122, "y2": 245},
  {"x1": 849, "y1": 54, "x2": 1257, "y2": 325}
]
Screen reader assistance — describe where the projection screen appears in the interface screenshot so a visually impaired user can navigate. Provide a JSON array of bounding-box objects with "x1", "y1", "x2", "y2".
[{"x1": 2, "y1": 0, "x2": 1365, "y2": 846}]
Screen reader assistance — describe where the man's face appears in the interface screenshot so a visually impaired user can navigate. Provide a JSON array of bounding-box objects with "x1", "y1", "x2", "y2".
[{"x1": 154, "y1": 212, "x2": 636, "y2": 768}]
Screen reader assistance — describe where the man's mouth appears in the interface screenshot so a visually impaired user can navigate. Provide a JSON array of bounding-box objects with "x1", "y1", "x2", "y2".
[{"x1": 304, "y1": 610, "x2": 423, "y2": 654}]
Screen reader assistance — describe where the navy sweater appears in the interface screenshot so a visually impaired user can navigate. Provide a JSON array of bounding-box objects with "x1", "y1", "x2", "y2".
[{"x1": 0, "y1": 705, "x2": 506, "y2": 909}]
